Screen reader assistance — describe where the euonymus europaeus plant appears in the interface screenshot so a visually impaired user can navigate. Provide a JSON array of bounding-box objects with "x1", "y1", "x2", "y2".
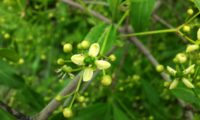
[{"x1": 0, "y1": 0, "x2": 200, "y2": 120}]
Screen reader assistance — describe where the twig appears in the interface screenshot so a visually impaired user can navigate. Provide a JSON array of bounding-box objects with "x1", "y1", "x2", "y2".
[
  {"x1": 153, "y1": 14, "x2": 187, "y2": 43},
  {"x1": 32, "y1": 72, "x2": 82, "y2": 120},
  {"x1": 0, "y1": 101, "x2": 30, "y2": 120},
  {"x1": 62, "y1": 0, "x2": 111, "y2": 24},
  {"x1": 124, "y1": 25, "x2": 170, "y2": 81}
]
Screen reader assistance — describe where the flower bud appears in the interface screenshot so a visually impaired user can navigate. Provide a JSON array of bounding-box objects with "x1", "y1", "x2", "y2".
[
  {"x1": 108, "y1": 54, "x2": 116, "y2": 61},
  {"x1": 156, "y1": 64, "x2": 164, "y2": 72},
  {"x1": 186, "y1": 44, "x2": 199, "y2": 53},
  {"x1": 57, "y1": 58, "x2": 65, "y2": 65},
  {"x1": 163, "y1": 81, "x2": 170, "y2": 87},
  {"x1": 167, "y1": 66, "x2": 177, "y2": 76},
  {"x1": 183, "y1": 64, "x2": 195, "y2": 75},
  {"x1": 18, "y1": 58, "x2": 24, "y2": 64},
  {"x1": 169, "y1": 79, "x2": 179, "y2": 89},
  {"x1": 63, "y1": 43, "x2": 72, "y2": 53},
  {"x1": 132, "y1": 75, "x2": 140, "y2": 81},
  {"x1": 182, "y1": 78, "x2": 194, "y2": 88},
  {"x1": 197, "y1": 28, "x2": 200, "y2": 40},
  {"x1": 88, "y1": 43, "x2": 100, "y2": 57},
  {"x1": 83, "y1": 67, "x2": 93, "y2": 82},
  {"x1": 187, "y1": 8, "x2": 194, "y2": 15},
  {"x1": 101, "y1": 75, "x2": 112, "y2": 86},
  {"x1": 183, "y1": 25, "x2": 190, "y2": 32},
  {"x1": 55, "y1": 95, "x2": 62, "y2": 101},
  {"x1": 63, "y1": 108, "x2": 73, "y2": 118},
  {"x1": 77, "y1": 43, "x2": 82, "y2": 49},
  {"x1": 71, "y1": 54, "x2": 85, "y2": 65},
  {"x1": 62, "y1": 65, "x2": 72, "y2": 73},
  {"x1": 95, "y1": 60, "x2": 111, "y2": 70},
  {"x1": 81, "y1": 40, "x2": 90, "y2": 49},
  {"x1": 77, "y1": 96, "x2": 85, "y2": 103},
  {"x1": 4, "y1": 33, "x2": 10, "y2": 39},
  {"x1": 175, "y1": 53, "x2": 187, "y2": 63}
]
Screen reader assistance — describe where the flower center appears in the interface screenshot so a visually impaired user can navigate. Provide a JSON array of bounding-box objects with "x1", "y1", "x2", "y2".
[{"x1": 84, "y1": 56, "x2": 96, "y2": 66}]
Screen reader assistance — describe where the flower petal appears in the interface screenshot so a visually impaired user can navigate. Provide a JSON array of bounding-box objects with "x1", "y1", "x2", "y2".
[
  {"x1": 71, "y1": 54, "x2": 85, "y2": 65},
  {"x1": 169, "y1": 79, "x2": 179, "y2": 89},
  {"x1": 186, "y1": 44, "x2": 199, "y2": 53},
  {"x1": 166, "y1": 66, "x2": 177, "y2": 76},
  {"x1": 88, "y1": 43, "x2": 100, "y2": 57},
  {"x1": 197, "y1": 28, "x2": 200, "y2": 40},
  {"x1": 95, "y1": 60, "x2": 111, "y2": 70},
  {"x1": 83, "y1": 68, "x2": 93, "y2": 82},
  {"x1": 183, "y1": 64, "x2": 195, "y2": 75},
  {"x1": 182, "y1": 78, "x2": 194, "y2": 88}
]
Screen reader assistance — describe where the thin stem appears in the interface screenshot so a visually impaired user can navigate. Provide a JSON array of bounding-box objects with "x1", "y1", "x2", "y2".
[
  {"x1": 69, "y1": 73, "x2": 83, "y2": 108},
  {"x1": 178, "y1": 11, "x2": 200, "y2": 29},
  {"x1": 177, "y1": 31, "x2": 196, "y2": 43},
  {"x1": 116, "y1": 10, "x2": 129, "y2": 29},
  {"x1": 121, "y1": 28, "x2": 177, "y2": 37}
]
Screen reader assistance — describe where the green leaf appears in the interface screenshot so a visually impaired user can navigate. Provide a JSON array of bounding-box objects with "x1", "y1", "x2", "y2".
[
  {"x1": 0, "y1": 109, "x2": 16, "y2": 120},
  {"x1": 73, "y1": 103, "x2": 111, "y2": 120},
  {"x1": 0, "y1": 60, "x2": 24, "y2": 88},
  {"x1": 113, "y1": 104, "x2": 130, "y2": 120},
  {"x1": 84, "y1": 24, "x2": 107, "y2": 43},
  {"x1": 141, "y1": 80, "x2": 169, "y2": 119},
  {"x1": 107, "y1": 0, "x2": 122, "y2": 20},
  {"x1": 84, "y1": 24, "x2": 116, "y2": 55},
  {"x1": 194, "y1": 0, "x2": 200, "y2": 11},
  {"x1": 130, "y1": 0, "x2": 156, "y2": 32},
  {"x1": 171, "y1": 87, "x2": 200, "y2": 108},
  {"x1": 0, "y1": 48, "x2": 19, "y2": 62}
]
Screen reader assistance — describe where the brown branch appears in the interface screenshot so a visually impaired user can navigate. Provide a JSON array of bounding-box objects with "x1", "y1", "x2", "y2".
[
  {"x1": 0, "y1": 101, "x2": 30, "y2": 120},
  {"x1": 123, "y1": 25, "x2": 170, "y2": 81},
  {"x1": 32, "y1": 72, "x2": 82, "y2": 120},
  {"x1": 153, "y1": 14, "x2": 187, "y2": 43},
  {"x1": 62, "y1": 0, "x2": 111, "y2": 24}
]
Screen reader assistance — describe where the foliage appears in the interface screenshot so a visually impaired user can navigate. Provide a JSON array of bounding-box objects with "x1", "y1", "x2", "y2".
[{"x1": 0, "y1": 0, "x2": 200, "y2": 120}]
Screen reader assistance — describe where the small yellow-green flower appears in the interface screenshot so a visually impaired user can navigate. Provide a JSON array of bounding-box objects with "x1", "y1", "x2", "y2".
[
  {"x1": 71, "y1": 43, "x2": 111, "y2": 82},
  {"x1": 186, "y1": 44, "x2": 199, "y2": 53}
]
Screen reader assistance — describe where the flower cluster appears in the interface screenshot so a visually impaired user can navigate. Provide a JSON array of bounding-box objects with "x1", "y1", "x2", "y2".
[
  {"x1": 166, "y1": 28, "x2": 200, "y2": 89},
  {"x1": 57, "y1": 41, "x2": 112, "y2": 82}
]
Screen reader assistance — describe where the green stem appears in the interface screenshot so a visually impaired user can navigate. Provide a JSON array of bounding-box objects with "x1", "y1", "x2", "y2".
[
  {"x1": 178, "y1": 11, "x2": 200, "y2": 29},
  {"x1": 116, "y1": 10, "x2": 129, "y2": 29},
  {"x1": 69, "y1": 73, "x2": 83, "y2": 108},
  {"x1": 121, "y1": 28, "x2": 177, "y2": 37},
  {"x1": 177, "y1": 31, "x2": 196, "y2": 43}
]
